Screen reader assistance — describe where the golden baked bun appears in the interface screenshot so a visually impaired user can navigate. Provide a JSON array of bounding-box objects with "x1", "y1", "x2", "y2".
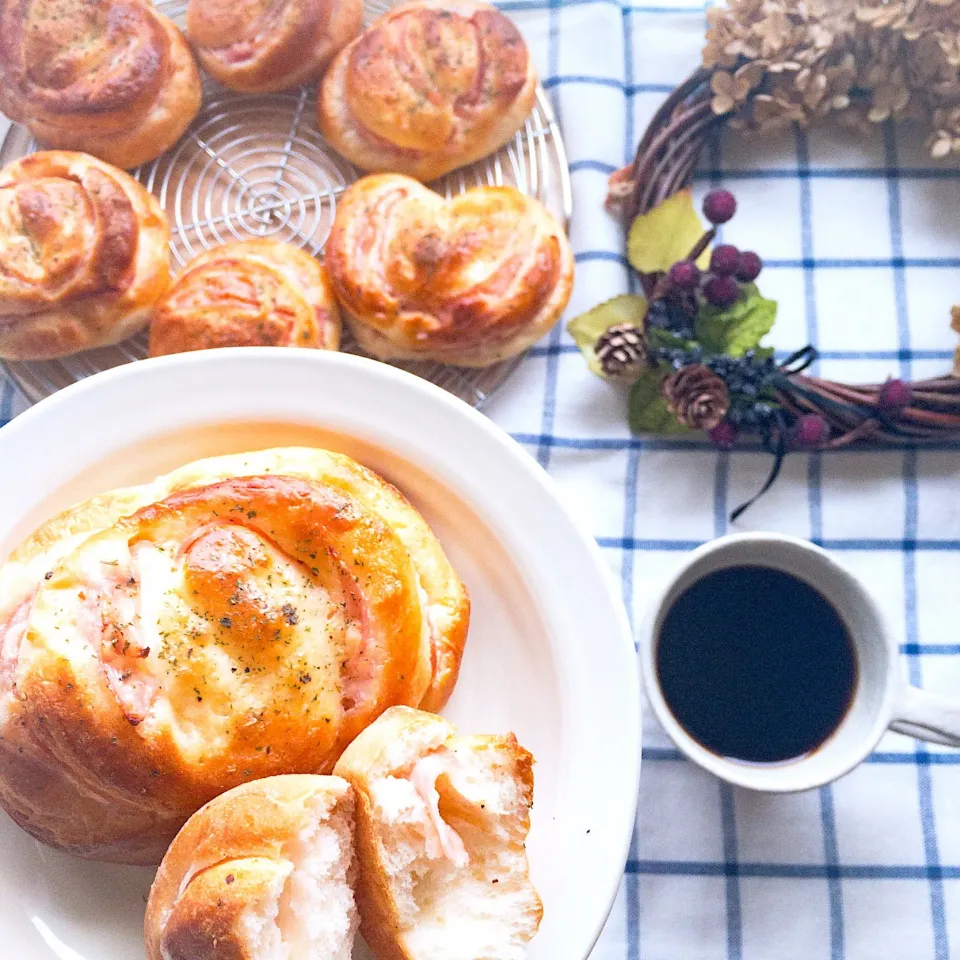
[
  {"x1": 0, "y1": 151, "x2": 171, "y2": 360},
  {"x1": 145, "y1": 775, "x2": 357, "y2": 960},
  {"x1": 317, "y1": 0, "x2": 537, "y2": 181},
  {"x1": 325, "y1": 174, "x2": 574, "y2": 367},
  {"x1": 149, "y1": 241, "x2": 341, "y2": 356},
  {"x1": 334, "y1": 707, "x2": 543, "y2": 960},
  {"x1": 0, "y1": 447, "x2": 469, "y2": 864},
  {"x1": 187, "y1": 0, "x2": 363, "y2": 92},
  {"x1": 0, "y1": 0, "x2": 202, "y2": 170}
]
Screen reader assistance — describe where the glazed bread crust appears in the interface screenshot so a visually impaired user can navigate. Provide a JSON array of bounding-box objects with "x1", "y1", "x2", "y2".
[
  {"x1": 149, "y1": 240, "x2": 342, "y2": 356},
  {"x1": 317, "y1": 0, "x2": 537, "y2": 181},
  {"x1": 0, "y1": 448, "x2": 468, "y2": 864},
  {"x1": 187, "y1": 0, "x2": 362, "y2": 92},
  {"x1": 0, "y1": 0, "x2": 202, "y2": 169},
  {"x1": 0, "y1": 151, "x2": 171, "y2": 360},
  {"x1": 145, "y1": 775, "x2": 357, "y2": 960},
  {"x1": 325, "y1": 174, "x2": 574, "y2": 367}
]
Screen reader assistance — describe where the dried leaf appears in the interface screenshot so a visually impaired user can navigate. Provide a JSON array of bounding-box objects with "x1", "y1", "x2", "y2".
[
  {"x1": 802, "y1": 73, "x2": 829, "y2": 109},
  {"x1": 931, "y1": 136, "x2": 953, "y2": 158},
  {"x1": 735, "y1": 60, "x2": 767, "y2": 89},
  {"x1": 627, "y1": 189, "x2": 710, "y2": 275},
  {"x1": 605, "y1": 165, "x2": 636, "y2": 218},
  {"x1": 713, "y1": 95, "x2": 735, "y2": 115},
  {"x1": 567, "y1": 295, "x2": 648, "y2": 378}
]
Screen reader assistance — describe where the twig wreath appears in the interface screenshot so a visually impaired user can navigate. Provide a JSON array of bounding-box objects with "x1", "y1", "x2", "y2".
[{"x1": 569, "y1": 0, "x2": 960, "y2": 518}]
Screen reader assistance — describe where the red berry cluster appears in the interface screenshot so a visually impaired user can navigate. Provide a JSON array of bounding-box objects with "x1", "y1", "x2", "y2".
[{"x1": 666, "y1": 190, "x2": 763, "y2": 310}]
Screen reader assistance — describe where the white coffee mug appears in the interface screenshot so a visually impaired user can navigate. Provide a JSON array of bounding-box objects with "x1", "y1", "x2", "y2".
[{"x1": 638, "y1": 532, "x2": 960, "y2": 792}]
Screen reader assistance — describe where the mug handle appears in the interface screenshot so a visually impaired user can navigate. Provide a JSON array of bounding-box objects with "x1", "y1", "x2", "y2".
[{"x1": 890, "y1": 686, "x2": 960, "y2": 748}]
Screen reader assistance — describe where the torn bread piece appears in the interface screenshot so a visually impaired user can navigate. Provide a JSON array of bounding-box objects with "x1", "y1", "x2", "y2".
[
  {"x1": 145, "y1": 775, "x2": 356, "y2": 960},
  {"x1": 334, "y1": 706, "x2": 542, "y2": 960}
]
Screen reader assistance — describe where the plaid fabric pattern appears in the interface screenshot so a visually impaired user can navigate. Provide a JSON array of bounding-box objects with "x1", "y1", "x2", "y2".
[{"x1": 3, "y1": 3, "x2": 960, "y2": 958}]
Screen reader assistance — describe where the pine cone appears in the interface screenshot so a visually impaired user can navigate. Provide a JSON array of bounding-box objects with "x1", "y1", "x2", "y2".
[
  {"x1": 595, "y1": 323, "x2": 648, "y2": 379},
  {"x1": 662, "y1": 364, "x2": 730, "y2": 430}
]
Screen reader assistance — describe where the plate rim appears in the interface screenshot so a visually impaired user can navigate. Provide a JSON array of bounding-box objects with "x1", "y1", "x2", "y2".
[{"x1": 0, "y1": 347, "x2": 640, "y2": 959}]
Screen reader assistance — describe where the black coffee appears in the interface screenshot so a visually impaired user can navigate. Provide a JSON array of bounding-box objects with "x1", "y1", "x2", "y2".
[{"x1": 656, "y1": 565, "x2": 857, "y2": 763}]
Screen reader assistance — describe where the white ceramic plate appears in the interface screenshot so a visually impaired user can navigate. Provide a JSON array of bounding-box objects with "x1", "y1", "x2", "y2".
[{"x1": 0, "y1": 349, "x2": 640, "y2": 960}]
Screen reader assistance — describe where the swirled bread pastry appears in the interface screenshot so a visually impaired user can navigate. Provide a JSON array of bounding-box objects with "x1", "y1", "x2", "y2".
[
  {"x1": 334, "y1": 707, "x2": 542, "y2": 960},
  {"x1": 187, "y1": 0, "x2": 362, "y2": 92},
  {"x1": 317, "y1": 0, "x2": 537, "y2": 181},
  {"x1": 145, "y1": 775, "x2": 358, "y2": 960},
  {"x1": 0, "y1": 151, "x2": 171, "y2": 360},
  {"x1": 149, "y1": 241, "x2": 341, "y2": 356},
  {"x1": 325, "y1": 174, "x2": 574, "y2": 366},
  {"x1": 0, "y1": 0, "x2": 202, "y2": 169},
  {"x1": 0, "y1": 448, "x2": 469, "y2": 864}
]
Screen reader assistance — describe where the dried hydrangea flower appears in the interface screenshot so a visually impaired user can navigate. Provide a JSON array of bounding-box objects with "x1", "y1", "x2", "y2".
[{"x1": 701, "y1": 0, "x2": 960, "y2": 159}]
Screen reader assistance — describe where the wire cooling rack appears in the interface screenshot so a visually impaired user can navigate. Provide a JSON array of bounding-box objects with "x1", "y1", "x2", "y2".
[{"x1": 0, "y1": 0, "x2": 572, "y2": 409}]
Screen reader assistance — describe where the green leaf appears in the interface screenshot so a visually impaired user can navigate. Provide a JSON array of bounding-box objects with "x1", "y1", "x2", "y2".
[
  {"x1": 628, "y1": 364, "x2": 691, "y2": 435},
  {"x1": 648, "y1": 328, "x2": 696, "y2": 352},
  {"x1": 566, "y1": 294, "x2": 648, "y2": 377},
  {"x1": 695, "y1": 282, "x2": 777, "y2": 357},
  {"x1": 627, "y1": 188, "x2": 710, "y2": 275}
]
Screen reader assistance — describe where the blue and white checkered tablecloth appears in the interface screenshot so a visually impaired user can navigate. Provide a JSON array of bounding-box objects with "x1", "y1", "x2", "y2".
[{"x1": 4, "y1": 2, "x2": 960, "y2": 958}]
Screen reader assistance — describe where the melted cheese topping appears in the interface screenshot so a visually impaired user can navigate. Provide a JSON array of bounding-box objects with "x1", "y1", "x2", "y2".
[{"x1": 16, "y1": 474, "x2": 427, "y2": 772}]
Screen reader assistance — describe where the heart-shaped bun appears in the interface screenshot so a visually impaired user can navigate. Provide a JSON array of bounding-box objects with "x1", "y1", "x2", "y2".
[
  {"x1": 0, "y1": 151, "x2": 171, "y2": 360},
  {"x1": 186, "y1": 0, "x2": 363, "y2": 92},
  {"x1": 325, "y1": 174, "x2": 574, "y2": 367},
  {"x1": 317, "y1": 0, "x2": 536, "y2": 181},
  {"x1": 149, "y1": 240, "x2": 341, "y2": 356},
  {"x1": 0, "y1": 0, "x2": 202, "y2": 169},
  {"x1": 0, "y1": 447, "x2": 468, "y2": 864}
]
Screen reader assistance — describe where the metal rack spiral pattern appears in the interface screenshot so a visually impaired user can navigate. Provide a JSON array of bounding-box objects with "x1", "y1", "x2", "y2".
[{"x1": 0, "y1": 0, "x2": 573, "y2": 408}]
